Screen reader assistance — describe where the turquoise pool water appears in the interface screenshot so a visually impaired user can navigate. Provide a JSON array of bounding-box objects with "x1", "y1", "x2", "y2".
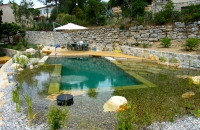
[{"x1": 46, "y1": 57, "x2": 142, "y2": 91}]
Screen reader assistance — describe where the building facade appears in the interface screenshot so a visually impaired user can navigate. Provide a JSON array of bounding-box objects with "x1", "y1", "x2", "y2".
[
  {"x1": 152, "y1": 0, "x2": 200, "y2": 13},
  {"x1": 0, "y1": 3, "x2": 15, "y2": 23},
  {"x1": 36, "y1": 6, "x2": 54, "y2": 18}
]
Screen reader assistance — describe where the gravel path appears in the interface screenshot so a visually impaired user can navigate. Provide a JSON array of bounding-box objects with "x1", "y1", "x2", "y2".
[{"x1": 0, "y1": 60, "x2": 200, "y2": 130}]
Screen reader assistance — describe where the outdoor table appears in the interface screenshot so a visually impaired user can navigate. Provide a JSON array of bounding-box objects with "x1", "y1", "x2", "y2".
[
  {"x1": 70, "y1": 42, "x2": 88, "y2": 51},
  {"x1": 57, "y1": 94, "x2": 74, "y2": 106}
]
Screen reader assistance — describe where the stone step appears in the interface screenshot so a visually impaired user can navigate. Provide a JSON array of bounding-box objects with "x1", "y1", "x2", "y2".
[
  {"x1": 48, "y1": 83, "x2": 60, "y2": 94},
  {"x1": 51, "y1": 64, "x2": 62, "y2": 77}
]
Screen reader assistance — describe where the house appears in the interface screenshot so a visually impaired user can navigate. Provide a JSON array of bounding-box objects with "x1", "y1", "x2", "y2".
[
  {"x1": 111, "y1": 6, "x2": 122, "y2": 15},
  {"x1": 0, "y1": 3, "x2": 15, "y2": 23},
  {"x1": 36, "y1": 6, "x2": 54, "y2": 18},
  {"x1": 151, "y1": 0, "x2": 200, "y2": 12}
]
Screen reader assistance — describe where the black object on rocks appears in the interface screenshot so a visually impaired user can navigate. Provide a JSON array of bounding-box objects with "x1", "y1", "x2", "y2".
[{"x1": 57, "y1": 94, "x2": 74, "y2": 106}]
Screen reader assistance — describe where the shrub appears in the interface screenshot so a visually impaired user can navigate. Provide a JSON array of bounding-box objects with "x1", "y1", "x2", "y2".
[
  {"x1": 169, "y1": 57, "x2": 178, "y2": 63},
  {"x1": 98, "y1": 15, "x2": 107, "y2": 26},
  {"x1": 20, "y1": 38, "x2": 28, "y2": 47},
  {"x1": 142, "y1": 43, "x2": 149, "y2": 48},
  {"x1": 160, "y1": 57, "x2": 167, "y2": 62},
  {"x1": 134, "y1": 43, "x2": 140, "y2": 47},
  {"x1": 184, "y1": 38, "x2": 199, "y2": 51},
  {"x1": 0, "y1": 52, "x2": 6, "y2": 57},
  {"x1": 119, "y1": 23, "x2": 125, "y2": 30},
  {"x1": 47, "y1": 105, "x2": 68, "y2": 130},
  {"x1": 15, "y1": 42, "x2": 21, "y2": 50},
  {"x1": 160, "y1": 37, "x2": 171, "y2": 48}
]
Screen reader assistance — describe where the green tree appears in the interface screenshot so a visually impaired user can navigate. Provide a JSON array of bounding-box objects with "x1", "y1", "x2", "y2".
[
  {"x1": 0, "y1": 10, "x2": 3, "y2": 36},
  {"x1": 72, "y1": 7, "x2": 84, "y2": 20},
  {"x1": 154, "y1": 0, "x2": 181, "y2": 25},
  {"x1": 181, "y1": 4, "x2": 200, "y2": 23},
  {"x1": 11, "y1": 0, "x2": 38, "y2": 28},
  {"x1": 50, "y1": 7, "x2": 58, "y2": 21},
  {"x1": 85, "y1": 0, "x2": 105, "y2": 25},
  {"x1": 131, "y1": 0, "x2": 147, "y2": 17},
  {"x1": 1, "y1": 22, "x2": 20, "y2": 44}
]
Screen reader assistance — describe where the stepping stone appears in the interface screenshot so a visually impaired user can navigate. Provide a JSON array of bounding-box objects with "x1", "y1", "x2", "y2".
[
  {"x1": 0, "y1": 93, "x2": 4, "y2": 99},
  {"x1": 48, "y1": 83, "x2": 60, "y2": 94},
  {"x1": 46, "y1": 94, "x2": 59, "y2": 101},
  {"x1": 0, "y1": 120, "x2": 3, "y2": 126},
  {"x1": 0, "y1": 102, "x2": 5, "y2": 108},
  {"x1": 0, "y1": 85, "x2": 7, "y2": 89}
]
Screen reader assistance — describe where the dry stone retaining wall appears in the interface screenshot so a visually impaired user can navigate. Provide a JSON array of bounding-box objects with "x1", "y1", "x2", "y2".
[{"x1": 25, "y1": 22, "x2": 200, "y2": 68}]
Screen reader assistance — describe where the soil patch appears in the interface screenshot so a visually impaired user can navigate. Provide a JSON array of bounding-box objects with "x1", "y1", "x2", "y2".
[{"x1": 134, "y1": 40, "x2": 200, "y2": 55}]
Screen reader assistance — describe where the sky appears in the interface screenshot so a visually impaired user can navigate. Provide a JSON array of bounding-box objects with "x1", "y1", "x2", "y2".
[{"x1": 3, "y1": 0, "x2": 109, "y2": 8}]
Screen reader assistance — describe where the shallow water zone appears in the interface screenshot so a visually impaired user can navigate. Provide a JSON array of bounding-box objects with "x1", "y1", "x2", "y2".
[
  {"x1": 14, "y1": 57, "x2": 200, "y2": 129},
  {"x1": 46, "y1": 56, "x2": 142, "y2": 91}
]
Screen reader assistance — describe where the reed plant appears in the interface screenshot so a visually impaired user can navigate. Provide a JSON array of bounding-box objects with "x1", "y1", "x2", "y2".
[
  {"x1": 46, "y1": 105, "x2": 68, "y2": 130},
  {"x1": 12, "y1": 87, "x2": 21, "y2": 113},
  {"x1": 23, "y1": 93, "x2": 35, "y2": 126}
]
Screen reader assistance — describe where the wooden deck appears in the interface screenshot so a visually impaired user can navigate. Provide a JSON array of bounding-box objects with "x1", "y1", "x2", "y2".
[
  {"x1": 47, "y1": 47, "x2": 143, "y2": 59},
  {"x1": 0, "y1": 56, "x2": 11, "y2": 64}
]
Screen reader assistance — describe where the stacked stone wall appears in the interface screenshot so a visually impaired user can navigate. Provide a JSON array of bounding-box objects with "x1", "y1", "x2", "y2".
[
  {"x1": 26, "y1": 22, "x2": 200, "y2": 50},
  {"x1": 25, "y1": 22, "x2": 200, "y2": 68}
]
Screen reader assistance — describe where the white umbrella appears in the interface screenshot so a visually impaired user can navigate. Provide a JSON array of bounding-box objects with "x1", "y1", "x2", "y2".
[
  {"x1": 55, "y1": 23, "x2": 88, "y2": 30},
  {"x1": 53, "y1": 22, "x2": 88, "y2": 53}
]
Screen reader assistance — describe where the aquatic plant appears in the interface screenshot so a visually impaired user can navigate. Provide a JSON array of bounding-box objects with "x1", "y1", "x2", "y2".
[
  {"x1": 46, "y1": 105, "x2": 68, "y2": 130},
  {"x1": 12, "y1": 86, "x2": 21, "y2": 113},
  {"x1": 12, "y1": 54, "x2": 29, "y2": 68},
  {"x1": 23, "y1": 93, "x2": 35, "y2": 126},
  {"x1": 115, "y1": 103, "x2": 137, "y2": 130},
  {"x1": 193, "y1": 109, "x2": 200, "y2": 117},
  {"x1": 87, "y1": 88, "x2": 98, "y2": 98}
]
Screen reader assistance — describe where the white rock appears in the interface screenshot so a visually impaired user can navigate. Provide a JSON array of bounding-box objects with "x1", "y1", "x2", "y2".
[
  {"x1": 190, "y1": 76, "x2": 200, "y2": 85},
  {"x1": 26, "y1": 48, "x2": 36, "y2": 53},
  {"x1": 30, "y1": 65, "x2": 34, "y2": 69},
  {"x1": 18, "y1": 68, "x2": 23, "y2": 71},
  {"x1": 19, "y1": 55, "x2": 28, "y2": 60},
  {"x1": 34, "y1": 65, "x2": 38, "y2": 68},
  {"x1": 103, "y1": 96, "x2": 127, "y2": 112},
  {"x1": 11, "y1": 63, "x2": 20, "y2": 69}
]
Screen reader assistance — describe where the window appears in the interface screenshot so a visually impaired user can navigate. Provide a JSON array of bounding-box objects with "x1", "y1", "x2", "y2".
[
  {"x1": 44, "y1": 8, "x2": 50, "y2": 14},
  {"x1": 44, "y1": 9, "x2": 46, "y2": 14},
  {"x1": 40, "y1": 10, "x2": 42, "y2": 14}
]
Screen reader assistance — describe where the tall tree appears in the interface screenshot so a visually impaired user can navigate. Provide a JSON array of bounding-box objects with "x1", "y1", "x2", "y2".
[
  {"x1": 1, "y1": 22, "x2": 20, "y2": 44},
  {"x1": 11, "y1": 0, "x2": 38, "y2": 28},
  {"x1": 0, "y1": 10, "x2": 3, "y2": 36},
  {"x1": 85, "y1": 0, "x2": 105, "y2": 25}
]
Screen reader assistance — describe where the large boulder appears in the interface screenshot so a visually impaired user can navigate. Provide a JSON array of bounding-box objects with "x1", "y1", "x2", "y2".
[
  {"x1": 103, "y1": 96, "x2": 127, "y2": 112},
  {"x1": 26, "y1": 48, "x2": 36, "y2": 54}
]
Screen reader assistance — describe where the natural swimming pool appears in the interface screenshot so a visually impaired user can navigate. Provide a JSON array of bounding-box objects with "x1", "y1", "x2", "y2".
[
  {"x1": 46, "y1": 56, "x2": 143, "y2": 92},
  {"x1": 13, "y1": 56, "x2": 200, "y2": 129}
]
